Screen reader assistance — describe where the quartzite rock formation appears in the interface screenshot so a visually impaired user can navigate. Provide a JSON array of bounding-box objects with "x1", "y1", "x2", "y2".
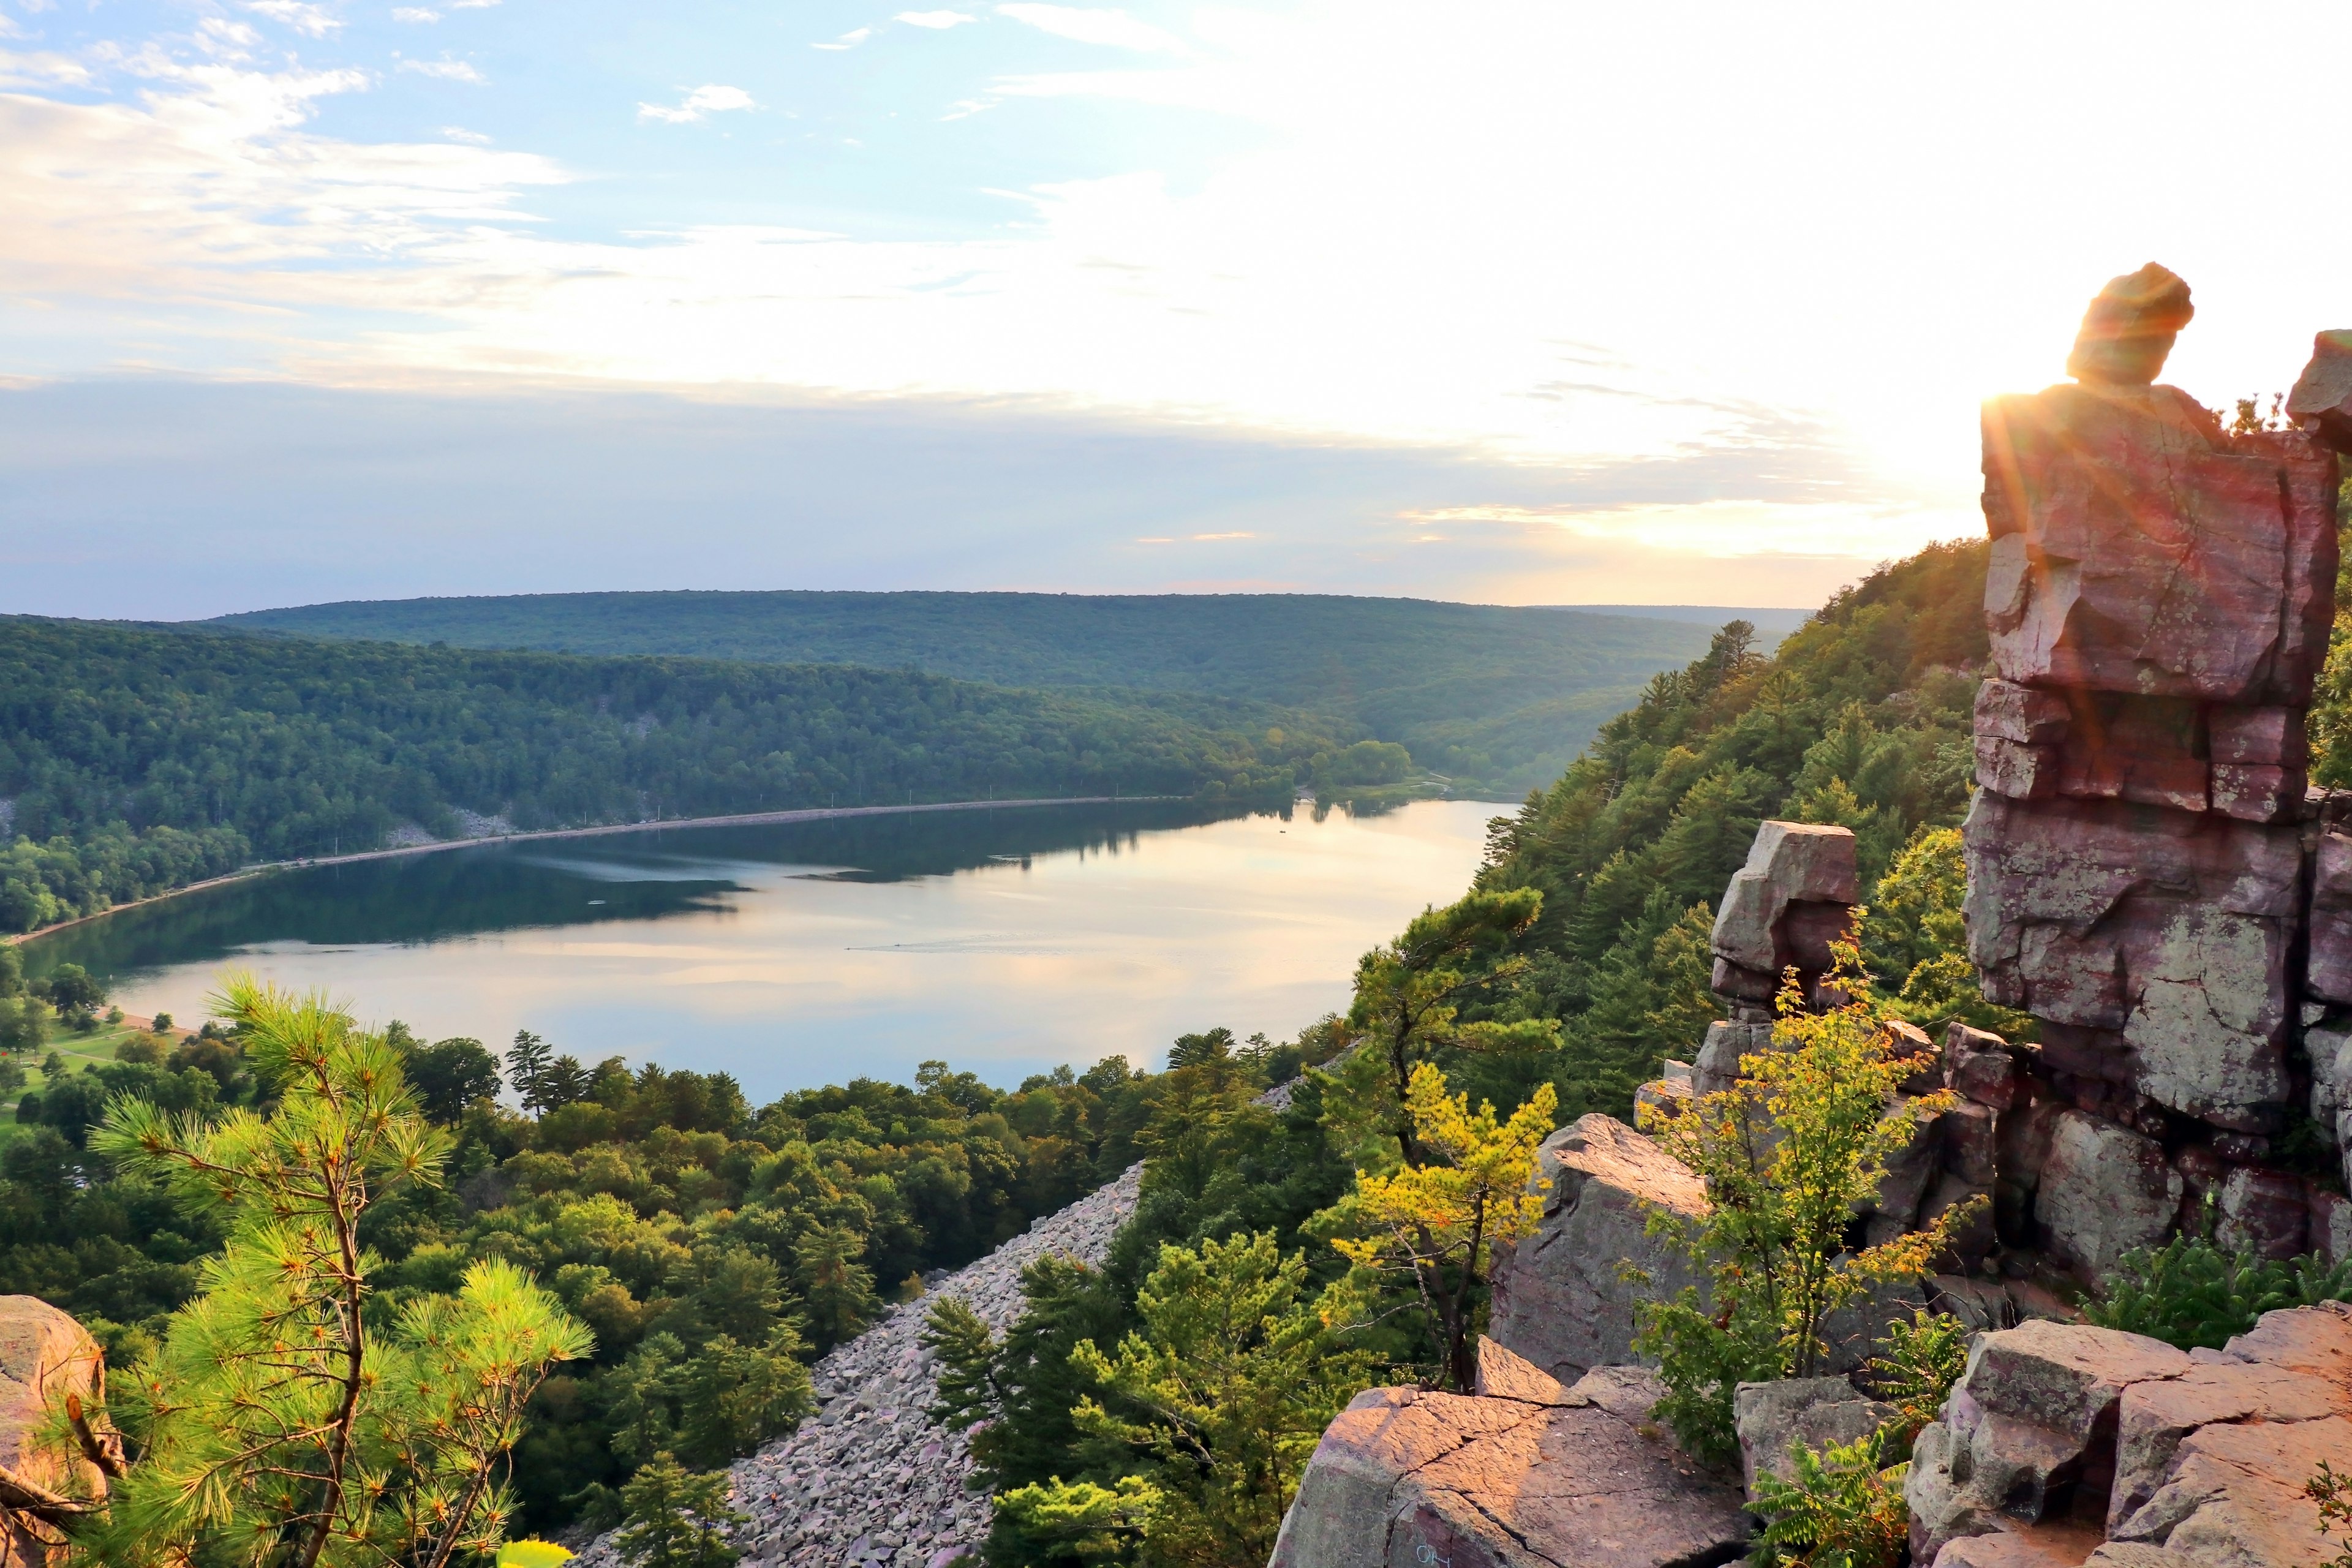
[
  {"x1": 1484, "y1": 1113, "x2": 1708, "y2": 1382},
  {"x1": 1906, "y1": 1305, "x2": 2352, "y2": 1568},
  {"x1": 1270, "y1": 1340, "x2": 1751, "y2": 1568},
  {"x1": 1962, "y1": 265, "x2": 2352, "y2": 1275},
  {"x1": 0, "y1": 1295, "x2": 111, "y2": 1567}
]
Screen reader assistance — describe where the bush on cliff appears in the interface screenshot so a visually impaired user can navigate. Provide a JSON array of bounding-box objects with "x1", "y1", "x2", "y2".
[{"x1": 1634, "y1": 963, "x2": 1976, "y2": 1464}]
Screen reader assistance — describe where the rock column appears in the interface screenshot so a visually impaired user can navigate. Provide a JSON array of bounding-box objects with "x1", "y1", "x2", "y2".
[{"x1": 1964, "y1": 264, "x2": 2348, "y2": 1270}]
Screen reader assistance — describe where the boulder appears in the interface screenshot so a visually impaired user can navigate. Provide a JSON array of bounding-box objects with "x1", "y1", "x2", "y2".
[
  {"x1": 1907, "y1": 1321, "x2": 2192, "y2": 1560},
  {"x1": 2065, "y1": 263, "x2": 2193, "y2": 386},
  {"x1": 2212, "y1": 1167, "x2": 2307, "y2": 1262},
  {"x1": 2108, "y1": 1414, "x2": 2352, "y2": 1568},
  {"x1": 2037, "y1": 1112, "x2": 2185, "y2": 1281},
  {"x1": 1963, "y1": 794, "x2": 2301, "y2": 1133},
  {"x1": 2108, "y1": 1357, "x2": 2352, "y2": 1529},
  {"x1": 2222, "y1": 1300, "x2": 2352, "y2": 1385},
  {"x1": 1934, "y1": 1521, "x2": 2106, "y2": 1568},
  {"x1": 1948, "y1": 1024, "x2": 2024, "y2": 1112},
  {"x1": 1710, "y1": 821, "x2": 1857, "y2": 978},
  {"x1": 0, "y1": 1297, "x2": 110, "y2": 1567},
  {"x1": 1487, "y1": 1115, "x2": 1706, "y2": 1382},
  {"x1": 1694, "y1": 1017, "x2": 1773, "y2": 1097},
  {"x1": 1267, "y1": 1376, "x2": 1751, "y2": 1568},
  {"x1": 1732, "y1": 1376, "x2": 1896, "y2": 1494}
]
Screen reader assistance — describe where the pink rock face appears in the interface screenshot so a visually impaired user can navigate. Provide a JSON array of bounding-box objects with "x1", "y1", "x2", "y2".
[
  {"x1": 2213, "y1": 1166, "x2": 2308, "y2": 1261},
  {"x1": 1962, "y1": 793, "x2": 2297, "y2": 1129},
  {"x1": 2286, "y1": 328, "x2": 2352, "y2": 451},
  {"x1": 1981, "y1": 382, "x2": 2337, "y2": 705},
  {"x1": 1268, "y1": 1377, "x2": 1751, "y2": 1568},
  {"x1": 2037, "y1": 1112, "x2": 2184, "y2": 1280}
]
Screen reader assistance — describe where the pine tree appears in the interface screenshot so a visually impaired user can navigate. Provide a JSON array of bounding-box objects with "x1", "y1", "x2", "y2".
[
  {"x1": 84, "y1": 975, "x2": 592, "y2": 1567},
  {"x1": 614, "y1": 1453, "x2": 744, "y2": 1568}
]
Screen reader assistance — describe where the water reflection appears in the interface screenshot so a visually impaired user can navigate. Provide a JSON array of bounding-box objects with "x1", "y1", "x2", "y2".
[{"x1": 28, "y1": 799, "x2": 1491, "y2": 1097}]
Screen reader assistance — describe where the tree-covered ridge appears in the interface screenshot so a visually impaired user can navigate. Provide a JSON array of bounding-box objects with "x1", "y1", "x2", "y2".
[
  {"x1": 0, "y1": 614, "x2": 1349, "y2": 932},
  {"x1": 1465, "y1": 540, "x2": 1992, "y2": 1121},
  {"x1": 206, "y1": 590, "x2": 1737, "y2": 794}
]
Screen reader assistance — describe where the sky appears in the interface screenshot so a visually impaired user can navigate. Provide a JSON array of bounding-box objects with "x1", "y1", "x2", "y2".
[{"x1": 6, "y1": 1, "x2": 2352, "y2": 619}]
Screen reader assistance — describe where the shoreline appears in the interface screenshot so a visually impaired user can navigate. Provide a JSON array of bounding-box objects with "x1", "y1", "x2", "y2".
[{"x1": 2, "y1": 794, "x2": 1183, "y2": 948}]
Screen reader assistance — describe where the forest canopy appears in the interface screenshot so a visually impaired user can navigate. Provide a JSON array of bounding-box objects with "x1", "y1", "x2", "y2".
[{"x1": 0, "y1": 616, "x2": 1350, "y2": 933}]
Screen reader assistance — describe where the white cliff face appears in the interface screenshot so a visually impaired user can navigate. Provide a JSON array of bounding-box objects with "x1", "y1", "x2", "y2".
[{"x1": 573, "y1": 1163, "x2": 1144, "y2": 1568}]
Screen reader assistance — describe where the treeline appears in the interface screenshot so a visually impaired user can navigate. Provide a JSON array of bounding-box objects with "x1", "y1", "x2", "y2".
[
  {"x1": 0, "y1": 615, "x2": 1350, "y2": 933},
  {"x1": 211, "y1": 589, "x2": 1726, "y2": 794}
]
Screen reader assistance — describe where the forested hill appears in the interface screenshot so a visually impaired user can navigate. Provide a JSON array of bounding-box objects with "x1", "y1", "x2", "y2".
[
  {"x1": 1446, "y1": 540, "x2": 1999, "y2": 1123},
  {"x1": 0, "y1": 615, "x2": 1342, "y2": 933},
  {"x1": 206, "y1": 591, "x2": 1760, "y2": 794}
]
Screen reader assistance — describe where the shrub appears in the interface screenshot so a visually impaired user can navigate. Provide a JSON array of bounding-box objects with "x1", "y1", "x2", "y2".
[
  {"x1": 1634, "y1": 952, "x2": 1977, "y2": 1463},
  {"x1": 2084, "y1": 1235, "x2": 2352, "y2": 1351},
  {"x1": 1747, "y1": 1430, "x2": 1909, "y2": 1568},
  {"x1": 1864, "y1": 1308, "x2": 1969, "y2": 1452},
  {"x1": 2310, "y1": 1459, "x2": 2352, "y2": 1568}
]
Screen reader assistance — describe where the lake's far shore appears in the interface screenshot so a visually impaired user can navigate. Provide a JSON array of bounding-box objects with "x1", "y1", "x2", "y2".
[{"x1": 2, "y1": 793, "x2": 1180, "y2": 948}]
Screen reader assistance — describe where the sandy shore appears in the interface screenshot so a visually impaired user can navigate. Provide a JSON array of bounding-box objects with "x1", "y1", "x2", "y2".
[{"x1": 1, "y1": 793, "x2": 1174, "y2": 947}]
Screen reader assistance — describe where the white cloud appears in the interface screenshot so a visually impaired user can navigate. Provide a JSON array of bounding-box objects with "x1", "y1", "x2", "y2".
[
  {"x1": 393, "y1": 7, "x2": 441, "y2": 21},
  {"x1": 637, "y1": 84, "x2": 754, "y2": 124},
  {"x1": 0, "y1": 47, "x2": 90, "y2": 85},
  {"x1": 398, "y1": 54, "x2": 485, "y2": 81},
  {"x1": 940, "y1": 97, "x2": 997, "y2": 119},
  {"x1": 243, "y1": 1, "x2": 342, "y2": 37},
  {"x1": 896, "y1": 10, "x2": 978, "y2": 26},
  {"x1": 441, "y1": 124, "x2": 491, "y2": 143},
  {"x1": 812, "y1": 27, "x2": 872, "y2": 50},
  {"x1": 995, "y1": 4, "x2": 1184, "y2": 52},
  {"x1": 450, "y1": 0, "x2": 500, "y2": 7}
]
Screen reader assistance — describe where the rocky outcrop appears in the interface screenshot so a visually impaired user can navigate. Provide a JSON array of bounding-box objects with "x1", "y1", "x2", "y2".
[
  {"x1": 1733, "y1": 1376, "x2": 1895, "y2": 1494},
  {"x1": 1907, "y1": 1305, "x2": 2352, "y2": 1568},
  {"x1": 1270, "y1": 1341, "x2": 1751, "y2": 1568},
  {"x1": 0, "y1": 1296, "x2": 110, "y2": 1567},
  {"x1": 1961, "y1": 267, "x2": 2352, "y2": 1271},
  {"x1": 1485, "y1": 1114, "x2": 1708, "y2": 1382}
]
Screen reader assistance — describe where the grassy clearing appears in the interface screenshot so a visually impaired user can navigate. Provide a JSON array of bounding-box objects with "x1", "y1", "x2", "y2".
[{"x1": 0, "y1": 1011, "x2": 191, "y2": 1145}]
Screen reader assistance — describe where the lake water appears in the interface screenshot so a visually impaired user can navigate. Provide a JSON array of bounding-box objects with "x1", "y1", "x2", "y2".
[{"x1": 27, "y1": 799, "x2": 1494, "y2": 1098}]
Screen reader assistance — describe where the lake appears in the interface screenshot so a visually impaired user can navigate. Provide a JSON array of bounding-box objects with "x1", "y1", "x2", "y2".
[{"x1": 25, "y1": 798, "x2": 1494, "y2": 1098}]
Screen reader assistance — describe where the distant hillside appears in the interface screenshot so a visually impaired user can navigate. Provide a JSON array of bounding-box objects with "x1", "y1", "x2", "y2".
[
  {"x1": 0, "y1": 616, "x2": 1343, "y2": 933},
  {"x1": 205, "y1": 592, "x2": 1749, "y2": 794}
]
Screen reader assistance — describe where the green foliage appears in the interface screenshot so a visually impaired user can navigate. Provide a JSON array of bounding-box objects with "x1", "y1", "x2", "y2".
[
  {"x1": 1330, "y1": 888, "x2": 1558, "y2": 1167},
  {"x1": 1061, "y1": 1232, "x2": 1373, "y2": 1568},
  {"x1": 2083, "y1": 1234, "x2": 2352, "y2": 1350},
  {"x1": 1637, "y1": 970, "x2": 1977, "y2": 1463},
  {"x1": 1746, "y1": 1430, "x2": 1910, "y2": 1568},
  {"x1": 992, "y1": 1476, "x2": 1159, "y2": 1568},
  {"x1": 2309, "y1": 1459, "x2": 2352, "y2": 1568},
  {"x1": 1864, "y1": 1308, "x2": 1970, "y2": 1450},
  {"x1": 1860, "y1": 826, "x2": 2032, "y2": 1038},
  {"x1": 401, "y1": 1034, "x2": 503, "y2": 1123},
  {"x1": 1477, "y1": 543, "x2": 1988, "y2": 1120},
  {"x1": 211, "y1": 589, "x2": 1733, "y2": 797},
  {"x1": 84, "y1": 976, "x2": 593, "y2": 1568},
  {"x1": 0, "y1": 613, "x2": 1354, "y2": 933},
  {"x1": 614, "y1": 1453, "x2": 744, "y2": 1568},
  {"x1": 1330, "y1": 1065, "x2": 1553, "y2": 1393}
]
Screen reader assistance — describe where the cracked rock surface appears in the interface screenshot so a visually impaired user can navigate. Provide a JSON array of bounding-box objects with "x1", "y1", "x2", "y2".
[{"x1": 1268, "y1": 1340, "x2": 1750, "y2": 1568}]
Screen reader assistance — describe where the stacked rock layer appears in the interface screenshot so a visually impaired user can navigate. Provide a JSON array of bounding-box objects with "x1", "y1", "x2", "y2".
[{"x1": 1961, "y1": 265, "x2": 2352, "y2": 1272}]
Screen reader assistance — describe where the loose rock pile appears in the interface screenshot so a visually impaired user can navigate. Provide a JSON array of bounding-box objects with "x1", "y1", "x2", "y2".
[{"x1": 574, "y1": 1164, "x2": 1143, "y2": 1568}]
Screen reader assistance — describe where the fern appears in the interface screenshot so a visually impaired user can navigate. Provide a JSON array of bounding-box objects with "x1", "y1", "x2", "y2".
[
  {"x1": 1747, "y1": 1430, "x2": 1909, "y2": 1568},
  {"x1": 1864, "y1": 1308, "x2": 1969, "y2": 1451}
]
